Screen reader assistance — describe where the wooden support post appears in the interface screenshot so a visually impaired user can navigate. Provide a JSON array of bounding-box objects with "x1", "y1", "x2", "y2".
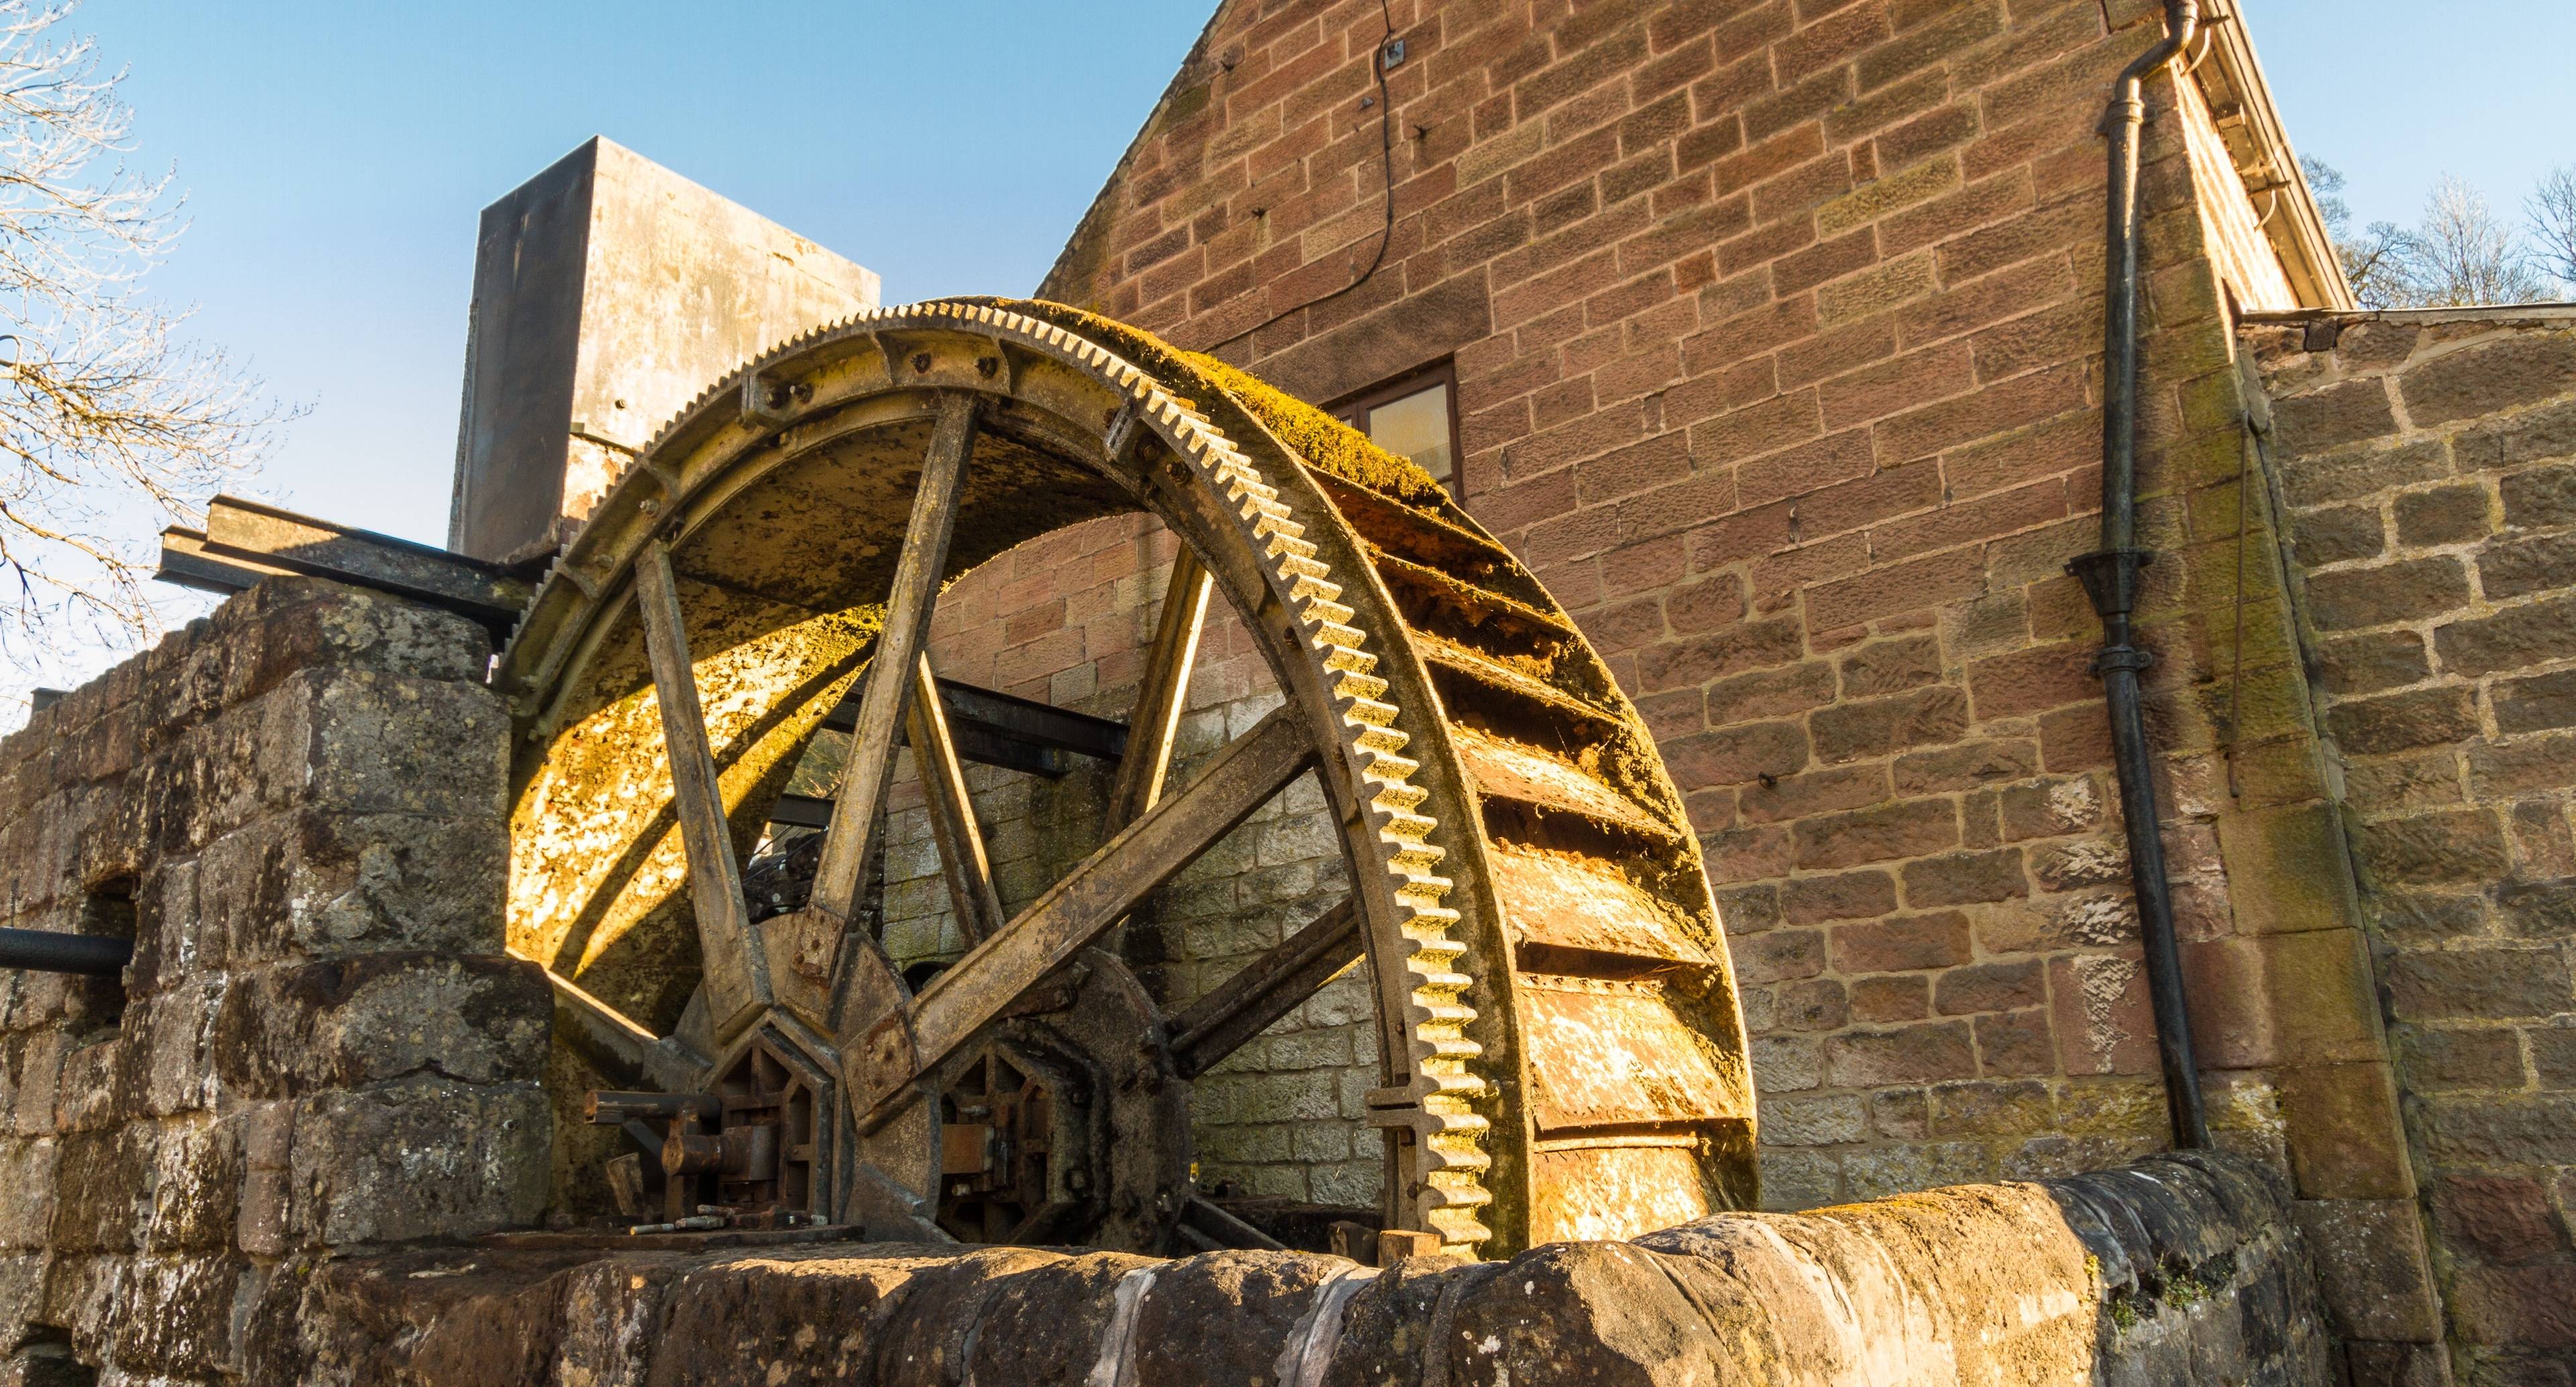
[
  {"x1": 907, "y1": 653, "x2": 1008, "y2": 944},
  {"x1": 634, "y1": 536, "x2": 771, "y2": 1040},
  {"x1": 1107, "y1": 549, "x2": 1211, "y2": 828},
  {"x1": 812, "y1": 392, "x2": 978, "y2": 922}
]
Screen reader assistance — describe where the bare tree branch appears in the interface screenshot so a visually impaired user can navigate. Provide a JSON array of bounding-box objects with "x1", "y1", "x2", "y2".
[
  {"x1": 0, "y1": 0, "x2": 285, "y2": 668},
  {"x1": 2304, "y1": 158, "x2": 2556, "y2": 310},
  {"x1": 2529, "y1": 164, "x2": 2576, "y2": 298},
  {"x1": 2403, "y1": 176, "x2": 2549, "y2": 307},
  {"x1": 2303, "y1": 156, "x2": 2416, "y2": 310}
]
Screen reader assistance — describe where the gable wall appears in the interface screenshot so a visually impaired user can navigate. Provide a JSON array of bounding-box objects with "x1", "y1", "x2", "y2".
[{"x1": 891, "y1": 0, "x2": 2445, "y2": 1371}]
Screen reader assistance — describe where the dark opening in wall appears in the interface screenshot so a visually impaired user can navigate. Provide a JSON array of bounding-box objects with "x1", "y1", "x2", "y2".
[
  {"x1": 70, "y1": 875, "x2": 136, "y2": 1042},
  {"x1": 12, "y1": 1325, "x2": 97, "y2": 1387}
]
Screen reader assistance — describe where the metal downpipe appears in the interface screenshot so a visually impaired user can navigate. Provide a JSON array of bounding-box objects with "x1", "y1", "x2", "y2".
[{"x1": 2068, "y1": 0, "x2": 2211, "y2": 1150}]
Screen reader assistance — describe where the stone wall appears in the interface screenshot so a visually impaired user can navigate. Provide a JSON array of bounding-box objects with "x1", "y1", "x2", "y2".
[
  {"x1": 292, "y1": 1151, "x2": 2328, "y2": 1387},
  {"x1": 1023, "y1": 0, "x2": 2339, "y2": 1205},
  {"x1": 0, "y1": 579, "x2": 550, "y2": 1383},
  {"x1": 872, "y1": 3, "x2": 2438, "y2": 1362},
  {"x1": 2249, "y1": 307, "x2": 2576, "y2": 1387}
]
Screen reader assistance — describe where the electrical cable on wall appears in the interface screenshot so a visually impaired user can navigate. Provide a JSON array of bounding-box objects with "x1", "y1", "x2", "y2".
[{"x1": 1220, "y1": 0, "x2": 1399, "y2": 351}]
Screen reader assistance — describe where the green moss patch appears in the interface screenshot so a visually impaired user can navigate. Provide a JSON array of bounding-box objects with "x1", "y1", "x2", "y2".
[{"x1": 948, "y1": 298, "x2": 1452, "y2": 508}]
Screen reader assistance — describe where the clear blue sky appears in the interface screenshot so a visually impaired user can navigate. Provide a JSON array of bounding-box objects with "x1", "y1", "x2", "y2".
[
  {"x1": 19, "y1": 0, "x2": 2576, "y2": 696},
  {"x1": 90, "y1": 0, "x2": 1215, "y2": 548},
  {"x1": 2254, "y1": 0, "x2": 2576, "y2": 228}
]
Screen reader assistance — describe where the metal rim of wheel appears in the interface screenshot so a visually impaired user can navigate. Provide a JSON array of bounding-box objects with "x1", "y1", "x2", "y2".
[{"x1": 496, "y1": 298, "x2": 1757, "y2": 1258}]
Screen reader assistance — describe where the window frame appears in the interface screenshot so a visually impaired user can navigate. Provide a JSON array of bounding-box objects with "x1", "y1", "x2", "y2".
[{"x1": 1326, "y1": 359, "x2": 1463, "y2": 500}]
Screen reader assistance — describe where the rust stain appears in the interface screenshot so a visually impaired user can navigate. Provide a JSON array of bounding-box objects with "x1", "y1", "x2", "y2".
[{"x1": 1532, "y1": 1143, "x2": 1711, "y2": 1243}]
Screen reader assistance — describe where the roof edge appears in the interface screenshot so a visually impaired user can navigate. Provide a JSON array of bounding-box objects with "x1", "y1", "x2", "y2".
[
  {"x1": 2193, "y1": 2, "x2": 2356, "y2": 311},
  {"x1": 2240, "y1": 303, "x2": 2576, "y2": 325}
]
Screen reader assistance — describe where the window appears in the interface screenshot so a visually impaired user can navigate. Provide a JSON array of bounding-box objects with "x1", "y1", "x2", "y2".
[{"x1": 1331, "y1": 363, "x2": 1459, "y2": 496}]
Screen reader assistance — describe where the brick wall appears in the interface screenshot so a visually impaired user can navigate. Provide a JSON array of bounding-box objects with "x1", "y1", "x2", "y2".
[
  {"x1": 896, "y1": 0, "x2": 2442, "y2": 1370},
  {"x1": 2251, "y1": 309, "x2": 2576, "y2": 1386},
  {"x1": 0, "y1": 579, "x2": 548, "y2": 1383},
  {"x1": 1034, "y1": 0, "x2": 2328, "y2": 1195}
]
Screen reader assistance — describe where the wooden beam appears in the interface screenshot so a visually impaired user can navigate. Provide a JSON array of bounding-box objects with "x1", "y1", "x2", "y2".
[
  {"x1": 934, "y1": 680, "x2": 1128, "y2": 765},
  {"x1": 1182, "y1": 1195, "x2": 1287, "y2": 1252},
  {"x1": 1167, "y1": 896, "x2": 1363, "y2": 1080},
  {"x1": 154, "y1": 494, "x2": 532, "y2": 634},
  {"x1": 1106, "y1": 549, "x2": 1212, "y2": 827},
  {"x1": 906, "y1": 653, "x2": 1009, "y2": 945},
  {"x1": 634, "y1": 536, "x2": 771, "y2": 1039},
  {"x1": 859, "y1": 708, "x2": 1317, "y2": 1114},
  {"x1": 768, "y1": 793, "x2": 835, "y2": 830},
  {"x1": 811, "y1": 392, "x2": 977, "y2": 921},
  {"x1": 536, "y1": 962, "x2": 710, "y2": 1095}
]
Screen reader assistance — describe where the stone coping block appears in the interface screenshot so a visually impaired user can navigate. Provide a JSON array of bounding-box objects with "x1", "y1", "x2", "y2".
[{"x1": 291, "y1": 1152, "x2": 2328, "y2": 1386}]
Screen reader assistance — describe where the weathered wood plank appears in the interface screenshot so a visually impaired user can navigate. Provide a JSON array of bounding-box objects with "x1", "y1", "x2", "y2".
[
  {"x1": 1167, "y1": 896, "x2": 1362, "y2": 1080},
  {"x1": 907, "y1": 653, "x2": 1009, "y2": 944},
  {"x1": 635, "y1": 536, "x2": 771, "y2": 1038},
  {"x1": 867, "y1": 708, "x2": 1317, "y2": 1109},
  {"x1": 156, "y1": 494, "x2": 531, "y2": 632},
  {"x1": 1106, "y1": 549, "x2": 1211, "y2": 826},
  {"x1": 1182, "y1": 1195, "x2": 1287, "y2": 1252},
  {"x1": 812, "y1": 391, "x2": 978, "y2": 920}
]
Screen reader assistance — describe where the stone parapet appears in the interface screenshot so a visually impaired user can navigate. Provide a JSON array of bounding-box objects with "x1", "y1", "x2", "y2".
[
  {"x1": 0, "y1": 577, "x2": 549, "y2": 1384},
  {"x1": 292, "y1": 1151, "x2": 2328, "y2": 1386}
]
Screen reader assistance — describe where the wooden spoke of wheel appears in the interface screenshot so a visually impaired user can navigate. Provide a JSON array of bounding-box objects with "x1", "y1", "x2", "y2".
[
  {"x1": 1106, "y1": 548, "x2": 1210, "y2": 828},
  {"x1": 907, "y1": 652, "x2": 1008, "y2": 944},
  {"x1": 634, "y1": 535, "x2": 770, "y2": 1039},
  {"x1": 812, "y1": 390, "x2": 978, "y2": 923},
  {"x1": 1166, "y1": 895, "x2": 1362, "y2": 1080},
  {"x1": 847, "y1": 706, "x2": 1318, "y2": 1122}
]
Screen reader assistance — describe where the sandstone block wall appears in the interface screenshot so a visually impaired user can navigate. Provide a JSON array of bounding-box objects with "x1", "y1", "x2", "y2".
[
  {"x1": 292, "y1": 1152, "x2": 2328, "y2": 1387},
  {"x1": 0, "y1": 579, "x2": 550, "y2": 1384},
  {"x1": 853, "y1": 3, "x2": 2443, "y2": 1346},
  {"x1": 2250, "y1": 308, "x2": 2576, "y2": 1387}
]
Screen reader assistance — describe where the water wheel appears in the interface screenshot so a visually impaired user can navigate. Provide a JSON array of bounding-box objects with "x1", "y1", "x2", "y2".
[{"x1": 498, "y1": 300, "x2": 1756, "y2": 1258}]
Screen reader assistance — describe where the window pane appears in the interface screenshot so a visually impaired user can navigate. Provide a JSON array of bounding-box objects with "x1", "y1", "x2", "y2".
[{"x1": 1366, "y1": 383, "x2": 1452, "y2": 484}]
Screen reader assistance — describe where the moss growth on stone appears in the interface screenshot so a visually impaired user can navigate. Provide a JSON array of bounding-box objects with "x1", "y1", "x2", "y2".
[{"x1": 953, "y1": 298, "x2": 1452, "y2": 508}]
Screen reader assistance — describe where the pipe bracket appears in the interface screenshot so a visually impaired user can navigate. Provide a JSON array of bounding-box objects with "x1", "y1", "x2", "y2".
[{"x1": 2067, "y1": 548, "x2": 2156, "y2": 619}]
